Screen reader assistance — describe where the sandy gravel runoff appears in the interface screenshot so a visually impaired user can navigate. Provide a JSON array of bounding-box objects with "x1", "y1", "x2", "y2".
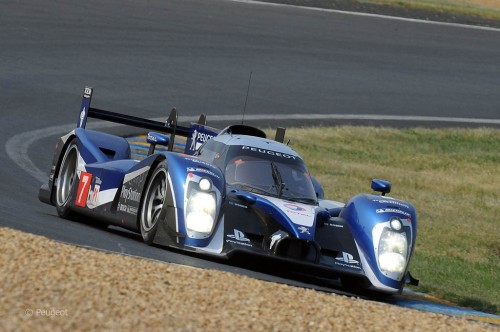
[{"x1": 0, "y1": 227, "x2": 496, "y2": 331}]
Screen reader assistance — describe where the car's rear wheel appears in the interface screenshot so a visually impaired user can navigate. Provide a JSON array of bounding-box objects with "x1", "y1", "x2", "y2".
[
  {"x1": 55, "y1": 139, "x2": 78, "y2": 218},
  {"x1": 140, "y1": 161, "x2": 167, "y2": 244}
]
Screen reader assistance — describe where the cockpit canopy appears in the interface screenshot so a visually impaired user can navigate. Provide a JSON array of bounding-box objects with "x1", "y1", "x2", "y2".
[{"x1": 197, "y1": 137, "x2": 318, "y2": 205}]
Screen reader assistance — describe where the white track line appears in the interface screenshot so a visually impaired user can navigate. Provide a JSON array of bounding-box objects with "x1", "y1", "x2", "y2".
[
  {"x1": 228, "y1": 0, "x2": 500, "y2": 33},
  {"x1": 6, "y1": 114, "x2": 500, "y2": 184},
  {"x1": 5, "y1": 122, "x2": 113, "y2": 184},
  {"x1": 156, "y1": 114, "x2": 500, "y2": 125}
]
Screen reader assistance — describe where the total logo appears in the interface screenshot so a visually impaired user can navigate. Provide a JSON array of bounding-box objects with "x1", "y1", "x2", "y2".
[
  {"x1": 284, "y1": 203, "x2": 305, "y2": 212},
  {"x1": 226, "y1": 229, "x2": 252, "y2": 247}
]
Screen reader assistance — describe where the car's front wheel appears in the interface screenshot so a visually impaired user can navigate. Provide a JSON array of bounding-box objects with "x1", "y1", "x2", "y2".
[
  {"x1": 140, "y1": 161, "x2": 168, "y2": 244},
  {"x1": 55, "y1": 139, "x2": 78, "y2": 218}
]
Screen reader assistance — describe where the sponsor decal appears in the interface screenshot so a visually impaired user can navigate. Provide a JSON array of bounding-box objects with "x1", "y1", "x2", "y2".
[
  {"x1": 336, "y1": 252, "x2": 359, "y2": 264},
  {"x1": 262, "y1": 196, "x2": 315, "y2": 227},
  {"x1": 269, "y1": 230, "x2": 288, "y2": 250},
  {"x1": 189, "y1": 129, "x2": 198, "y2": 151},
  {"x1": 284, "y1": 208, "x2": 313, "y2": 219},
  {"x1": 75, "y1": 172, "x2": 92, "y2": 207},
  {"x1": 89, "y1": 184, "x2": 100, "y2": 205},
  {"x1": 118, "y1": 203, "x2": 138, "y2": 215},
  {"x1": 186, "y1": 167, "x2": 220, "y2": 179},
  {"x1": 184, "y1": 157, "x2": 215, "y2": 169},
  {"x1": 335, "y1": 251, "x2": 361, "y2": 269},
  {"x1": 186, "y1": 126, "x2": 216, "y2": 153},
  {"x1": 376, "y1": 208, "x2": 411, "y2": 217},
  {"x1": 147, "y1": 133, "x2": 158, "y2": 142},
  {"x1": 372, "y1": 198, "x2": 410, "y2": 209},
  {"x1": 121, "y1": 185, "x2": 141, "y2": 202},
  {"x1": 226, "y1": 229, "x2": 252, "y2": 247},
  {"x1": 79, "y1": 108, "x2": 86, "y2": 128},
  {"x1": 284, "y1": 203, "x2": 306, "y2": 212},
  {"x1": 270, "y1": 234, "x2": 282, "y2": 249},
  {"x1": 297, "y1": 226, "x2": 310, "y2": 235},
  {"x1": 241, "y1": 146, "x2": 297, "y2": 160},
  {"x1": 83, "y1": 87, "x2": 92, "y2": 98},
  {"x1": 229, "y1": 201, "x2": 247, "y2": 209},
  {"x1": 325, "y1": 222, "x2": 343, "y2": 228},
  {"x1": 86, "y1": 176, "x2": 102, "y2": 209}
]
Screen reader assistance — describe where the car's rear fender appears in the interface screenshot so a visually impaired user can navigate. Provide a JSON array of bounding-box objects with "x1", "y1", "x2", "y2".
[
  {"x1": 74, "y1": 128, "x2": 130, "y2": 164},
  {"x1": 42, "y1": 128, "x2": 132, "y2": 204},
  {"x1": 39, "y1": 130, "x2": 77, "y2": 206}
]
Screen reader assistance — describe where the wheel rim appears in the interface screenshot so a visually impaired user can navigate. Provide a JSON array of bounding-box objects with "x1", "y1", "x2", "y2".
[
  {"x1": 56, "y1": 145, "x2": 78, "y2": 207},
  {"x1": 141, "y1": 169, "x2": 167, "y2": 231}
]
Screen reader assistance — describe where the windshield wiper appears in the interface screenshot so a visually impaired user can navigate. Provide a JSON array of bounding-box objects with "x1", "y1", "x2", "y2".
[
  {"x1": 270, "y1": 162, "x2": 284, "y2": 197},
  {"x1": 284, "y1": 197, "x2": 317, "y2": 205},
  {"x1": 229, "y1": 182, "x2": 269, "y2": 196}
]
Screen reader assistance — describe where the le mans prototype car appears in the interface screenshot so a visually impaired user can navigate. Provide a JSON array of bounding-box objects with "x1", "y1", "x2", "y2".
[{"x1": 39, "y1": 87, "x2": 418, "y2": 294}]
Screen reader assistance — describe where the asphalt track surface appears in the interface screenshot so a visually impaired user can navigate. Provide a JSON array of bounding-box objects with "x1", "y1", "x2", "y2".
[{"x1": 1, "y1": 0, "x2": 499, "y2": 320}]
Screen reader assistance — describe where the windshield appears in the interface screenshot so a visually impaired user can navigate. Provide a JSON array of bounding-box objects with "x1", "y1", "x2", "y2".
[{"x1": 225, "y1": 156, "x2": 317, "y2": 205}]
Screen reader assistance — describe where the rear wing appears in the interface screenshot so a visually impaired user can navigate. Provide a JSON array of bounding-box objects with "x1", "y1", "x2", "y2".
[
  {"x1": 77, "y1": 86, "x2": 287, "y2": 155},
  {"x1": 77, "y1": 86, "x2": 220, "y2": 155}
]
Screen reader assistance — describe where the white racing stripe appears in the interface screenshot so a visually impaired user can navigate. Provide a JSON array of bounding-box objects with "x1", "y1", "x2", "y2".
[
  {"x1": 228, "y1": 0, "x2": 500, "y2": 33},
  {"x1": 88, "y1": 188, "x2": 118, "y2": 209},
  {"x1": 123, "y1": 166, "x2": 150, "y2": 183},
  {"x1": 5, "y1": 114, "x2": 500, "y2": 183}
]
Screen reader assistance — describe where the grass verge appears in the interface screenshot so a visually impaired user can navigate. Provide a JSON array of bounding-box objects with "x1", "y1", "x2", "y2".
[
  {"x1": 360, "y1": 0, "x2": 500, "y2": 21},
  {"x1": 273, "y1": 126, "x2": 499, "y2": 314}
]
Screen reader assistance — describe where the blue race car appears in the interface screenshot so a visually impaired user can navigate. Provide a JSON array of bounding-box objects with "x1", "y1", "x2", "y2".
[{"x1": 39, "y1": 87, "x2": 418, "y2": 294}]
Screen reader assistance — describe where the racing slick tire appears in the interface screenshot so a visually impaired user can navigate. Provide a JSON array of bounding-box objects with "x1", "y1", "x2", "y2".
[
  {"x1": 55, "y1": 139, "x2": 78, "y2": 219},
  {"x1": 139, "y1": 161, "x2": 168, "y2": 245}
]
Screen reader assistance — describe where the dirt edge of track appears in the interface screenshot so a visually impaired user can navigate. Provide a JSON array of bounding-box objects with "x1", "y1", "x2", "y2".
[{"x1": 1, "y1": 227, "x2": 495, "y2": 331}]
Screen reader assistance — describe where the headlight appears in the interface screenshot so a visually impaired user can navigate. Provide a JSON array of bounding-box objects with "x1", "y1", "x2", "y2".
[
  {"x1": 185, "y1": 191, "x2": 216, "y2": 234},
  {"x1": 390, "y1": 217, "x2": 402, "y2": 231},
  {"x1": 199, "y1": 177, "x2": 212, "y2": 191},
  {"x1": 378, "y1": 228, "x2": 408, "y2": 274}
]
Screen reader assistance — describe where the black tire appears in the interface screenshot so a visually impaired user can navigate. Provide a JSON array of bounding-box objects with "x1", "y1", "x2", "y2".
[
  {"x1": 55, "y1": 139, "x2": 79, "y2": 218},
  {"x1": 139, "y1": 161, "x2": 167, "y2": 244}
]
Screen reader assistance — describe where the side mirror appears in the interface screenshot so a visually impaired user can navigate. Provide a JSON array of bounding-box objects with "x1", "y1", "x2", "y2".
[
  {"x1": 147, "y1": 132, "x2": 170, "y2": 155},
  {"x1": 310, "y1": 176, "x2": 324, "y2": 199},
  {"x1": 371, "y1": 179, "x2": 391, "y2": 196}
]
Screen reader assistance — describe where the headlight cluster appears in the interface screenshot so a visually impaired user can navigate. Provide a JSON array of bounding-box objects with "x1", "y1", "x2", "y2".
[
  {"x1": 378, "y1": 227, "x2": 408, "y2": 275},
  {"x1": 185, "y1": 177, "x2": 217, "y2": 236}
]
